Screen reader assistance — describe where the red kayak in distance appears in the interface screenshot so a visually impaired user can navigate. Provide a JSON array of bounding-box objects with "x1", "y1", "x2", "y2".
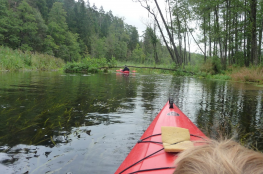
[{"x1": 115, "y1": 99, "x2": 207, "y2": 174}]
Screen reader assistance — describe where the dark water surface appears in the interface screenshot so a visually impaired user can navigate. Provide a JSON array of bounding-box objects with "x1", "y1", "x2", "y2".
[{"x1": 0, "y1": 71, "x2": 262, "y2": 174}]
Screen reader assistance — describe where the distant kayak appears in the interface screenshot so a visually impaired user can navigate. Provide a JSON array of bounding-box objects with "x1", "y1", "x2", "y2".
[
  {"x1": 116, "y1": 69, "x2": 136, "y2": 73},
  {"x1": 115, "y1": 99, "x2": 207, "y2": 174},
  {"x1": 116, "y1": 69, "x2": 130, "y2": 73}
]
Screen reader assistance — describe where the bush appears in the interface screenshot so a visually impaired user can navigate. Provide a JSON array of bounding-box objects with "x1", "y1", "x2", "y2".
[
  {"x1": 63, "y1": 62, "x2": 89, "y2": 72},
  {"x1": 63, "y1": 57, "x2": 110, "y2": 73},
  {"x1": 108, "y1": 56, "x2": 117, "y2": 68},
  {"x1": 201, "y1": 57, "x2": 222, "y2": 75}
]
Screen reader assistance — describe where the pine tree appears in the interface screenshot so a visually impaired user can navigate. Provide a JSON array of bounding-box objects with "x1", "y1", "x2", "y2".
[
  {"x1": 17, "y1": 0, "x2": 38, "y2": 51},
  {"x1": 47, "y1": 2, "x2": 80, "y2": 61}
]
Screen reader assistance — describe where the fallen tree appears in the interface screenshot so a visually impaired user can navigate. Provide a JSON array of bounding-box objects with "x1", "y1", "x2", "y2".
[{"x1": 100, "y1": 66, "x2": 196, "y2": 75}]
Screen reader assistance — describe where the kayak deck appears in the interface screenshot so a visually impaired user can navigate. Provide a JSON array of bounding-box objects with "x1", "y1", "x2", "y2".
[{"x1": 115, "y1": 101, "x2": 206, "y2": 174}]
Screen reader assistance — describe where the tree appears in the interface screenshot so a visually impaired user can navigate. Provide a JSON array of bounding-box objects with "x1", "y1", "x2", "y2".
[
  {"x1": 47, "y1": 2, "x2": 80, "y2": 61},
  {"x1": 146, "y1": 26, "x2": 159, "y2": 64},
  {"x1": 17, "y1": 0, "x2": 38, "y2": 51},
  {"x1": 132, "y1": 43, "x2": 146, "y2": 63},
  {"x1": 0, "y1": 0, "x2": 18, "y2": 47},
  {"x1": 31, "y1": 8, "x2": 48, "y2": 52},
  {"x1": 36, "y1": 0, "x2": 48, "y2": 21},
  {"x1": 127, "y1": 25, "x2": 139, "y2": 52},
  {"x1": 135, "y1": 0, "x2": 181, "y2": 65},
  {"x1": 90, "y1": 35, "x2": 105, "y2": 58}
]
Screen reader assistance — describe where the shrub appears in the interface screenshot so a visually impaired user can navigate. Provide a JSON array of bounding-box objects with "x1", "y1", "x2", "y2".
[
  {"x1": 108, "y1": 56, "x2": 117, "y2": 68},
  {"x1": 201, "y1": 57, "x2": 222, "y2": 75},
  {"x1": 63, "y1": 57, "x2": 110, "y2": 73}
]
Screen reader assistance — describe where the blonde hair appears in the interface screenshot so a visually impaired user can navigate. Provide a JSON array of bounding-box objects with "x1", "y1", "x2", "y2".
[{"x1": 173, "y1": 139, "x2": 263, "y2": 174}]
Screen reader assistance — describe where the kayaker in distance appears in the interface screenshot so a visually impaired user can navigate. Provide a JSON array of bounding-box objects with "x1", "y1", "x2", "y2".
[
  {"x1": 122, "y1": 65, "x2": 129, "y2": 71},
  {"x1": 173, "y1": 139, "x2": 263, "y2": 174}
]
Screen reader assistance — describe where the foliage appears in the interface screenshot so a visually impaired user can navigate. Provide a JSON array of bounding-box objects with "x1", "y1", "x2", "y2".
[
  {"x1": 132, "y1": 44, "x2": 146, "y2": 63},
  {"x1": 0, "y1": 0, "x2": 143, "y2": 67},
  {"x1": 108, "y1": 56, "x2": 117, "y2": 68},
  {"x1": 63, "y1": 57, "x2": 115, "y2": 73},
  {"x1": 0, "y1": 46, "x2": 64, "y2": 70},
  {"x1": 1, "y1": 0, "x2": 263, "y2": 74},
  {"x1": 200, "y1": 57, "x2": 222, "y2": 75},
  {"x1": 63, "y1": 61, "x2": 89, "y2": 72}
]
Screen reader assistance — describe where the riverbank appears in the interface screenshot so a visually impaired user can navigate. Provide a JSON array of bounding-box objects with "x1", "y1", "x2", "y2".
[
  {"x1": 1, "y1": 46, "x2": 263, "y2": 86},
  {"x1": 0, "y1": 46, "x2": 65, "y2": 71},
  {"x1": 117, "y1": 61, "x2": 263, "y2": 86}
]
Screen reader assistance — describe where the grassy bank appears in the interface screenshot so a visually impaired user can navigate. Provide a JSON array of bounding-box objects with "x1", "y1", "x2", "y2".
[
  {"x1": 0, "y1": 46, "x2": 65, "y2": 71},
  {"x1": 229, "y1": 66, "x2": 263, "y2": 84},
  {"x1": 2, "y1": 45, "x2": 262, "y2": 85}
]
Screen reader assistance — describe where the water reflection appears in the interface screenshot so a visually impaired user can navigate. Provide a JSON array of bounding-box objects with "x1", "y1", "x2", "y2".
[
  {"x1": 171, "y1": 77, "x2": 263, "y2": 150},
  {"x1": 0, "y1": 72, "x2": 262, "y2": 173}
]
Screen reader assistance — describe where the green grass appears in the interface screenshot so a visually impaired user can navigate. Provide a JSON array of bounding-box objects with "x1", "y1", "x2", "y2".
[{"x1": 0, "y1": 46, "x2": 65, "y2": 71}]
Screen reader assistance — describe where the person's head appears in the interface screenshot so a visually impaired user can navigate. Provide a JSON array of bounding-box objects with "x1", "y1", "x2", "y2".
[{"x1": 173, "y1": 139, "x2": 263, "y2": 174}]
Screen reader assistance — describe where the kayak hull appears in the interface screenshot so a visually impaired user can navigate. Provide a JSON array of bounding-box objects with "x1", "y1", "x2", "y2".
[
  {"x1": 115, "y1": 101, "x2": 206, "y2": 174},
  {"x1": 116, "y1": 69, "x2": 130, "y2": 73}
]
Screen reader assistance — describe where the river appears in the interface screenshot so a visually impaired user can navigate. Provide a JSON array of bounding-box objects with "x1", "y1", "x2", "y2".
[{"x1": 0, "y1": 71, "x2": 262, "y2": 174}]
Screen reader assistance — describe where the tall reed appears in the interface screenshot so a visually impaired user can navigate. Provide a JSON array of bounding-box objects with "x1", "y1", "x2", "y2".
[
  {"x1": 230, "y1": 66, "x2": 263, "y2": 84},
  {"x1": 0, "y1": 46, "x2": 65, "y2": 71}
]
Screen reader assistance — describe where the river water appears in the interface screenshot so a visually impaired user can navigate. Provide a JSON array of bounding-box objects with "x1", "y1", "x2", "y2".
[{"x1": 0, "y1": 71, "x2": 262, "y2": 174}]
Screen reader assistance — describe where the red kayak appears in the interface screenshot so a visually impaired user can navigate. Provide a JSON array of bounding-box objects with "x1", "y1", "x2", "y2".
[
  {"x1": 116, "y1": 69, "x2": 136, "y2": 73},
  {"x1": 115, "y1": 99, "x2": 207, "y2": 174},
  {"x1": 116, "y1": 69, "x2": 130, "y2": 73}
]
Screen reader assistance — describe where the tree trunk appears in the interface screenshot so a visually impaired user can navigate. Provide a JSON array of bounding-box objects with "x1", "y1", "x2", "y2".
[
  {"x1": 153, "y1": 23, "x2": 159, "y2": 64},
  {"x1": 214, "y1": 9, "x2": 217, "y2": 56},
  {"x1": 184, "y1": 31, "x2": 187, "y2": 65},
  {"x1": 209, "y1": 11, "x2": 211, "y2": 58},
  {"x1": 250, "y1": 0, "x2": 257, "y2": 65},
  {"x1": 153, "y1": 0, "x2": 181, "y2": 65},
  {"x1": 258, "y1": 19, "x2": 263, "y2": 64},
  {"x1": 234, "y1": 12, "x2": 238, "y2": 65},
  {"x1": 244, "y1": 12, "x2": 248, "y2": 66},
  {"x1": 153, "y1": 14, "x2": 176, "y2": 63},
  {"x1": 176, "y1": 13, "x2": 182, "y2": 59},
  {"x1": 187, "y1": 29, "x2": 191, "y2": 63},
  {"x1": 204, "y1": 15, "x2": 207, "y2": 62}
]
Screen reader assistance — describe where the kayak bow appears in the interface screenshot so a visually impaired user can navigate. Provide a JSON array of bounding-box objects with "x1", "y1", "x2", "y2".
[{"x1": 115, "y1": 99, "x2": 207, "y2": 174}]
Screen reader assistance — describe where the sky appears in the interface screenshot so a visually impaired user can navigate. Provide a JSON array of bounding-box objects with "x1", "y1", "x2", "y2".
[{"x1": 88, "y1": 0, "x2": 152, "y2": 36}]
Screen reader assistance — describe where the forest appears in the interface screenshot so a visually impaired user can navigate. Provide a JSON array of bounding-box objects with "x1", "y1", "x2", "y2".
[
  {"x1": 0, "y1": 0, "x2": 263, "y2": 73},
  {"x1": 0, "y1": 0, "x2": 174, "y2": 66},
  {"x1": 135, "y1": 0, "x2": 263, "y2": 68}
]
